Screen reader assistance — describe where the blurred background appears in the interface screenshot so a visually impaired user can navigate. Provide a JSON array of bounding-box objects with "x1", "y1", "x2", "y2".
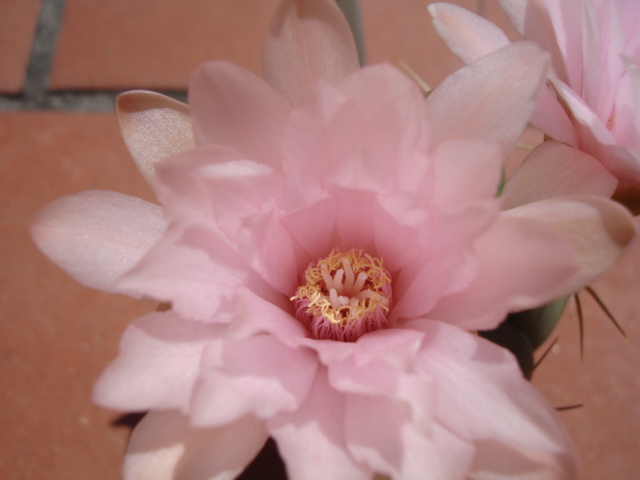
[{"x1": 1, "y1": 0, "x2": 639, "y2": 478}]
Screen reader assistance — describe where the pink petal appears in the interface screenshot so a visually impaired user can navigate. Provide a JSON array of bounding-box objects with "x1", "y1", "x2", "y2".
[
  {"x1": 190, "y1": 335, "x2": 318, "y2": 427},
  {"x1": 115, "y1": 224, "x2": 260, "y2": 323},
  {"x1": 227, "y1": 288, "x2": 306, "y2": 347},
  {"x1": 503, "y1": 195, "x2": 639, "y2": 298},
  {"x1": 498, "y1": 0, "x2": 569, "y2": 82},
  {"x1": 529, "y1": 86, "x2": 578, "y2": 147},
  {"x1": 281, "y1": 197, "x2": 338, "y2": 260},
  {"x1": 156, "y1": 145, "x2": 284, "y2": 243},
  {"x1": 426, "y1": 41, "x2": 550, "y2": 156},
  {"x1": 237, "y1": 208, "x2": 307, "y2": 296},
  {"x1": 189, "y1": 61, "x2": 290, "y2": 169},
  {"x1": 344, "y1": 395, "x2": 474, "y2": 479},
  {"x1": 268, "y1": 369, "x2": 371, "y2": 480},
  {"x1": 430, "y1": 140, "x2": 504, "y2": 208},
  {"x1": 428, "y1": 2, "x2": 510, "y2": 64},
  {"x1": 93, "y1": 311, "x2": 222, "y2": 413},
  {"x1": 328, "y1": 344, "x2": 435, "y2": 436},
  {"x1": 428, "y1": 215, "x2": 578, "y2": 330},
  {"x1": 406, "y1": 319, "x2": 577, "y2": 479},
  {"x1": 502, "y1": 141, "x2": 619, "y2": 210},
  {"x1": 31, "y1": 190, "x2": 166, "y2": 294},
  {"x1": 262, "y1": 0, "x2": 359, "y2": 106},
  {"x1": 117, "y1": 91, "x2": 194, "y2": 185},
  {"x1": 124, "y1": 411, "x2": 267, "y2": 480}
]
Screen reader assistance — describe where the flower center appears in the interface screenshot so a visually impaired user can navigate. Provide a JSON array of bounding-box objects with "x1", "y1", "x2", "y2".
[{"x1": 291, "y1": 248, "x2": 392, "y2": 342}]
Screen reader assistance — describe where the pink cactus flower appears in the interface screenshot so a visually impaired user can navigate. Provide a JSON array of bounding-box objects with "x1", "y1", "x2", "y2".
[
  {"x1": 430, "y1": 0, "x2": 640, "y2": 210},
  {"x1": 30, "y1": 0, "x2": 638, "y2": 478}
]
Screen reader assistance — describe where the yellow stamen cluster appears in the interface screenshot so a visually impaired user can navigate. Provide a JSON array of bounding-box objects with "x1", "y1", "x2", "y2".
[{"x1": 292, "y1": 248, "x2": 392, "y2": 341}]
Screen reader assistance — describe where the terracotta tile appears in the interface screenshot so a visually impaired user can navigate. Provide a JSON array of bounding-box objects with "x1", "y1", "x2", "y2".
[
  {"x1": 0, "y1": 113, "x2": 156, "y2": 480},
  {"x1": 361, "y1": 0, "x2": 523, "y2": 90},
  {"x1": 0, "y1": 0, "x2": 41, "y2": 93},
  {"x1": 532, "y1": 228, "x2": 640, "y2": 479},
  {"x1": 51, "y1": 0, "x2": 280, "y2": 90}
]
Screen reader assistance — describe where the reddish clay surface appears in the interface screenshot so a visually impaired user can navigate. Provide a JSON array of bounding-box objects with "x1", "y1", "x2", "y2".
[
  {"x1": 2, "y1": 1, "x2": 639, "y2": 479},
  {"x1": 0, "y1": 0, "x2": 41, "y2": 93}
]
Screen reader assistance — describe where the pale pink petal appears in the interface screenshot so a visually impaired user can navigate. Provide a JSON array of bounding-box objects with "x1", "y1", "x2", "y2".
[
  {"x1": 503, "y1": 195, "x2": 638, "y2": 297},
  {"x1": 391, "y1": 251, "x2": 476, "y2": 323},
  {"x1": 282, "y1": 78, "x2": 365, "y2": 183},
  {"x1": 190, "y1": 336, "x2": 318, "y2": 427},
  {"x1": 93, "y1": 311, "x2": 222, "y2": 413},
  {"x1": 428, "y1": 2, "x2": 510, "y2": 64},
  {"x1": 237, "y1": 208, "x2": 307, "y2": 296},
  {"x1": 427, "y1": 42, "x2": 550, "y2": 156},
  {"x1": 328, "y1": 352, "x2": 435, "y2": 436},
  {"x1": 498, "y1": 0, "x2": 569, "y2": 81},
  {"x1": 124, "y1": 411, "x2": 267, "y2": 480},
  {"x1": 502, "y1": 141, "x2": 619, "y2": 210},
  {"x1": 189, "y1": 61, "x2": 290, "y2": 169},
  {"x1": 268, "y1": 369, "x2": 371, "y2": 480},
  {"x1": 115, "y1": 225, "x2": 262, "y2": 323},
  {"x1": 610, "y1": 146, "x2": 640, "y2": 213},
  {"x1": 155, "y1": 145, "x2": 284, "y2": 243},
  {"x1": 117, "y1": 91, "x2": 194, "y2": 185},
  {"x1": 344, "y1": 395, "x2": 473, "y2": 479},
  {"x1": 281, "y1": 197, "x2": 338, "y2": 260},
  {"x1": 528, "y1": 86, "x2": 578, "y2": 147},
  {"x1": 31, "y1": 190, "x2": 166, "y2": 294},
  {"x1": 226, "y1": 288, "x2": 305, "y2": 347},
  {"x1": 430, "y1": 140, "x2": 504, "y2": 208},
  {"x1": 428, "y1": 216, "x2": 578, "y2": 330},
  {"x1": 406, "y1": 319, "x2": 577, "y2": 479},
  {"x1": 262, "y1": 0, "x2": 359, "y2": 106}
]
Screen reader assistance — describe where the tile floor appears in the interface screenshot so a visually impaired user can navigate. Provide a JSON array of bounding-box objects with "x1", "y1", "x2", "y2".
[{"x1": 1, "y1": 1, "x2": 639, "y2": 479}]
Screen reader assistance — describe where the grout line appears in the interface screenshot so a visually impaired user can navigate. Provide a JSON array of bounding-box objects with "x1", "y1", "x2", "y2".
[
  {"x1": 0, "y1": 0, "x2": 188, "y2": 112},
  {"x1": 22, "y1": 0, "x2": 66, "y2": 106}
]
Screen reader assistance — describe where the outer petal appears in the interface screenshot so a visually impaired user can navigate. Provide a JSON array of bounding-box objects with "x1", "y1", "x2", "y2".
[
  {"x1": 262, "y1": 0, "x2": 359, "y2": 106},
  {"x1": 502, "y1": 141, "x2": 618, "y2": 210},
  {"x1": 124, "y1": 411, "x2": 267, "y2": 480},
  {"x1": 189, "y1": 61, "x2": 290, "y2": 169},
  {"x1": 406, "y1": 319, "x2": 577, "y2": 479},
  {"x1": 93, "y1": 311, "x2": 222, "y2": 413},
  {"x1": 115, "y1": 224, "x2": 262, "y2": 323},
  {"x1": 31, "y1": 190, "x2": 166, "y2": 294},
  {"x1": 426, "y1": 41, "x2": 549, "y2": 156},
  {"x1": 268, "y1": 369, "x2": 371, "y2": 480},
  {"x1": 428, "y1": 2, "x2": 510, "y2": 64},
  {"x1": 504, "y1": 195, "x2": 638, "y2": 297},
  {"x1": 190, "y1": 335, "x2": 318, "y2": 427},
  {"x1": 117, "y1": 91, "x2": 194, "y2": 186},
  {"x1": 428, "y1": 215, "x2": 578, "y2": 330}
]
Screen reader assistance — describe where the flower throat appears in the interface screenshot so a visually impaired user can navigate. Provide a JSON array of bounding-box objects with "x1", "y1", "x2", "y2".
[{"x1": 292, "y1": 249, "x2": 392, "y2": 342}]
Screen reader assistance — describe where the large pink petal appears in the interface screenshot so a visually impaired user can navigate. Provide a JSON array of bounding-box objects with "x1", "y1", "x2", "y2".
[
  {"x1": 328, "y1": 347, "x2": 435, "y2": 436},
  {"x1": 502, "y1": 141, "x2": 618, "y2": 210},
  {"x1": 427, "y1": 41, "x2": 550, "y2": 156},
  {"x1": 428, "y1": 215, "x2": 578, "y2": 330},
  {"x1": 262, "y1": 0, "x2": 359, "y2": 106},
  {"x1": 529, "y1": 86, "x2": 578, "y2": 147},
  {"x1": 156, "y1": 145, "x2": 284, "y2": 243},
  {"x1": 189, "y1": 61, "x2": 290, "y2": 169},
  {"x1": 117, "y1": 91, "x2": 194, "y2": 186},
  {"x1": 31, "y1": 190, "x2": 166, "y2": 294},
  {"x1": 238, "y1": 208, "x2": 307, "y2": 296},
  {"x1": 124, "y1": 411, "x2": 267, "y2": 480},
  {"x1": 93, "y1": 311, "x2": 222, "y2": 413},
  {"x1": 115, "y1": 224, "x2": 263, "y2": 323},
  {"x1": 344, "y1": 395, "x2": 474, "y2": 479},
  {"x1": 190, "y1": 335, "x2": 318, "y2": 427},
  {"x1": 498, "y1": 0, "x2": 569, "y2": 82},
  {"x1": 268, "y1": 369, "x2": 370, "y2": 480},
  {"x1": 406, "y1": 319, "x2": 577, "y2": 479},
  {"x1": 504, "y1": 195, "x2": 638, "y2": 297},
  {"x1": 428, "y1": 2, "x2": 510, "y2": 64}
]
